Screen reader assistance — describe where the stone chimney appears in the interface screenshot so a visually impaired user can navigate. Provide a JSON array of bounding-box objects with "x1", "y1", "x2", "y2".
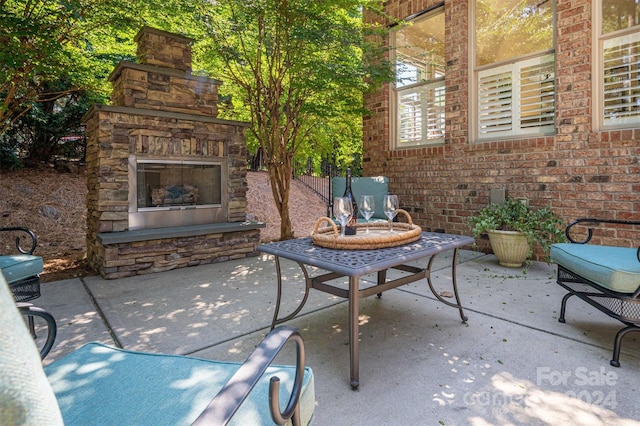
[
  {"x1": 109, "y1": 26, "x2": 220, "y2": 117},
  {"x1": 135, "y1": 26, "x2": 193, "y2": 71}
]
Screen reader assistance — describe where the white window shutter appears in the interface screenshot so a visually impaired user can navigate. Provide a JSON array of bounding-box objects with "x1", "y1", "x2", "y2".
[
  {"x1": 398, "y1": 90, "x2": 423, "y2": 144},
  {"x1": 425, "y1": 84, "x2": 446, "y2": 139},
  {"x1": 520, "y1": 60, "x2": 555, "y2": 129},
  {"x1": 478, "y1": 54, "x2": 555, "y2": 139},
  {"x1": 478, "y1": 69, "x2": 513, "y2": 135},
  {"x1": 397, "y1": 80, "x2": 445, "y2": 146},
  {"x1": 603, "y1": 32, "x2": 640, "y2": 126}
]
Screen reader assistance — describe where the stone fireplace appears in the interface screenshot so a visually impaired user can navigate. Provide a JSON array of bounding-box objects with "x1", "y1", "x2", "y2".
[{"x1": 84, "y1": 26, "x2": 263, "y2": 279}]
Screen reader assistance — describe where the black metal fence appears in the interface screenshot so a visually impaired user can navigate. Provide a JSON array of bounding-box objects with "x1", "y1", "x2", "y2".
[
  {"x1": 248, "y1": 148, "x2": 266, "y2": 171},
  {"x1": 247, "y1": 151, "x2": 340, "y2": 215},
  {"x1": 293, "y1": 160, "x2": 340, "y2": 204}
]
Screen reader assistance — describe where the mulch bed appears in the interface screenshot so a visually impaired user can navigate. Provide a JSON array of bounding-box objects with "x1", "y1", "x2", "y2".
[{"x1": 1, "y1": 167, "x2": 326, "y2": 282}]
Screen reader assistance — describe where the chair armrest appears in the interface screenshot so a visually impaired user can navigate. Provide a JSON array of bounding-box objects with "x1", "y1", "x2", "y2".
[
  {"x1": 16, "y1": 303, "x2": 57, "y2": 359},
  {"x1": 192, "y1": 325, "x2": 306, "y2": 426},
  {"x1": 565, "y1": 218, "x2": 640, "y2": 262},
  {"x1": 0, "y1": 227, "x2": 38, "y2": 255}
]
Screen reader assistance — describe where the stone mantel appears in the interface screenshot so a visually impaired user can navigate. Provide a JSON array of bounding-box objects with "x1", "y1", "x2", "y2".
[
  {"x1": 108, "y1": 61, "x2": 223, "y2": 86},
  {"x1": 97, "y1": 222, "x2": 265, "y2": 245},
  {"x1": 83, "y1": 104, "x2": 249, "y2": 128}
]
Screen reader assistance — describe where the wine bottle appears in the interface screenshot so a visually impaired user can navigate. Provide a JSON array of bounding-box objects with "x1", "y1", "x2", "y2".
[{"x1": 343, "y1": 168, "x2": 358, "y2": 235}]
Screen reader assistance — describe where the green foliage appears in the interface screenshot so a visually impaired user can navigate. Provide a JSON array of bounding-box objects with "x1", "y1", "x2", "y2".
[
  {"x1": 202, "y1": 0, "x2": 390, "y2": 154},
  {"x1": 0, "y1": 0, "x2": 200, "y2": 164},
  {"x1": 0, "y1": 144, "x2": 23, "y2": 170},
  {"x1": 475, "y1": 0, "x2": 553, "y2": 67},
  {"x1": 468, "y1": 198, "x2": 566, "y2": 262},
  {"x1": 198, "y1": 0, "x2": 393, "y2": 239},
  {"x1": 0, "y1": 0, "x2": 143, "y2": 134},
  {"x1": 3, "y1": 82, "x2": 98, "y2": 167}
]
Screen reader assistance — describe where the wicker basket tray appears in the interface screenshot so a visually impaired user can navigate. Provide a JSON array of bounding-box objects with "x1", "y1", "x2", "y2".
[{"x1": 311, "y1": 209, "x2": 422, "y2": 250}]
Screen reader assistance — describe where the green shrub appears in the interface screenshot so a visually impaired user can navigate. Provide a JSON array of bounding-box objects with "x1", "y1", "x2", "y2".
[
  {"x1": 0, "y1": 146, "x2": 23, "y2": 170},
  {"x1": 468, "y1": 198, "x2": 566, "y2": 262}
]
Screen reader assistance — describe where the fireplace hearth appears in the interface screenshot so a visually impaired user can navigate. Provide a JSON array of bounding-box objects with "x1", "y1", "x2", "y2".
[{"x1": 84, "y1": 27, "x2": 263, "y2": 279}]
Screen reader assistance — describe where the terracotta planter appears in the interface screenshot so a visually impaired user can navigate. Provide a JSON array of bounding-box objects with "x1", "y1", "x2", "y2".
[{"x1": 486, "y1": 230, "x2": 530, "y2": 268}]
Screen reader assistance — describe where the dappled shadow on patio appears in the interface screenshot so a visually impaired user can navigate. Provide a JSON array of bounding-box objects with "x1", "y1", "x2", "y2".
[{"x1": 38, "y1": 251, "x2": 640, "y2": 424}]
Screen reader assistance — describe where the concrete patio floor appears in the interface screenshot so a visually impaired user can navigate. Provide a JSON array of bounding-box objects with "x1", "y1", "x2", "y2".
[{"x1": 36, "y1": 249, "x2": 639, "y2": 425}]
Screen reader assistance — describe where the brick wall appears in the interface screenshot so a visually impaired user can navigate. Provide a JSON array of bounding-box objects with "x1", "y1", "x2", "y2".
[{"x1": 364, "y1": 0, "x2": 640, "y2": 260}]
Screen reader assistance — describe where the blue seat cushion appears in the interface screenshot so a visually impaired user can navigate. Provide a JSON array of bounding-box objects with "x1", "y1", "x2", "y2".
[
  {"x1": 45, "y1": 342, "x2": 315, "y2": 426},
  {"x1": 551, "y1": 243, "x2": 640, "y2": 293},
  {"x1": 332, "y1": 176, "x2": 389, "y2": 220},
  {"x1": 0, "y1": 255, "x2": 43, "y2": 285}
]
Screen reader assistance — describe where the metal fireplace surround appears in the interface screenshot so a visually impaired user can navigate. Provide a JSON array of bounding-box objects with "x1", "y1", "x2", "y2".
[{"x1": 128, "y1": 157, "x2": 226, "y2": 230}]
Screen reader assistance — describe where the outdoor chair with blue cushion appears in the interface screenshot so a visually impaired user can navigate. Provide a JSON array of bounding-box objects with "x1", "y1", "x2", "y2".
[
  {"x1": 330, "y1": 175, "x2": 389, "y2": 222},
  {"x1": 0, "y1": 273, "x2": 315, "y2": 425},
  {"x1": 0, "y1": 226, "x2": 43, "y2": 302},
  {"x1": 550, "y1": 218, "x2": 640, "y2": 368}
]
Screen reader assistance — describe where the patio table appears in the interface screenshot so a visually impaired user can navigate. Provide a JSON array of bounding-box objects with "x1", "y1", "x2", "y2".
[{"x1": 257, "y1": 231, "x2": 474, "y2": 390}]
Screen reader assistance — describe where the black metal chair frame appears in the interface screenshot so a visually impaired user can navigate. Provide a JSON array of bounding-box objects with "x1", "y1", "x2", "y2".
[
  {"x1": 1, "y1": 226, "x2": 51, "y2": 360},
  {"x1": 193, "y1": 325, "x2": 308, "y2": 425},
  {"x1": 556, "y1": 218, "x2": 640, "y2": 367},
  {"x1": 2, "y1": 226, "x2": 48, "y2": 355},
  {"x1": 0, "y1": 226, "x2": 38, "y2": 255},
  {"x1": 17, "y1": 303, "x2": 57, "y2": 359},
  {"x1": 1, "y1": 226, "x2": 42, "y2": 302}
]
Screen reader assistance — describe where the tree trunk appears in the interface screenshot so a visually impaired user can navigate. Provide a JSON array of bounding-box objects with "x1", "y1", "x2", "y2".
[
  {"x1": 268, "y1": 158, "x2": 294, "y2": 241},
  {"x1": 279, "y1": 198, "x2": 293, "y2": 240}
]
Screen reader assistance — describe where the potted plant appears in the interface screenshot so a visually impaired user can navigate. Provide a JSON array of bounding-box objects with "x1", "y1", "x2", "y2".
[{"x1": 468, "y1": 198, "x2": 566, "y2": 268}]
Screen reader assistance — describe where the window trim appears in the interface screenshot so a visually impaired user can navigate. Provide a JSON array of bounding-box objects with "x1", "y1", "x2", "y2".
[
  {"x1": 390, "y1": 7, "x2": 446, "y2": 150},
  {"x1": 470, "y1": 0, "x2": 556, "y2": 142},
  {"x1": 594, "y1": 1, "x2": 640, "y2": 131}
]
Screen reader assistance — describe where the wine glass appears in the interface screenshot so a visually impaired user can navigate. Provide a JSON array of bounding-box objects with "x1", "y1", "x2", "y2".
[
  {"x1": 382, "y1": 194, "x2": 399, "y2": 233},
  {"x1": 333, "y1": 197, "x2": 353, "y2": 237},
  {"x1": 359, "y1": 195, "x2": 375, "y2": 234}
]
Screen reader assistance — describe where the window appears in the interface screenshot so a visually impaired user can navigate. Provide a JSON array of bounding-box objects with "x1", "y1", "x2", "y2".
[
  {"x1": 392, "y1": 8, "x2": 445, "y2": 148},
  {"x1": 478, "y1": 54, "x2": 555, "y2": 136},
  {"x1": 474, "y1": 0, "x2": 555, "y2": 140},
  {"x1": 599, "y1": 0, "x2": 640, "y2": 128}
]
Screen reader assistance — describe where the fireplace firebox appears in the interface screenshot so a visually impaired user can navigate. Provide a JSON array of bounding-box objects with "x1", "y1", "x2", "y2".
[{"x1": 129, "y1": 157, "x2": 226, "y2": 230}]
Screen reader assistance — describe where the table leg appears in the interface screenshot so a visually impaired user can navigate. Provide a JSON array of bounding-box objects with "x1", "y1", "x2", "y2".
[
  {"x1": 450, "y1": 248, "x2": 468, "y2": 322},
  {"x1": 270, "y1": 256, "x2": 312, "y2": 330},
  {"x1": 425, "y1": 248, "x2": 468, "y2": 323},
  {"x1": 376, "y1": 270, "x2": 386, "y2": 298},
  {"x1": 349, "y1": 276, "x2": 360, "y2": 390}
]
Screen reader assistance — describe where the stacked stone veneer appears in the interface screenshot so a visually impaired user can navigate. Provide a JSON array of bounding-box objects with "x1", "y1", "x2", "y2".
[{"x1": 85, "y1": 27, "x2": 262, "y2": 279}]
